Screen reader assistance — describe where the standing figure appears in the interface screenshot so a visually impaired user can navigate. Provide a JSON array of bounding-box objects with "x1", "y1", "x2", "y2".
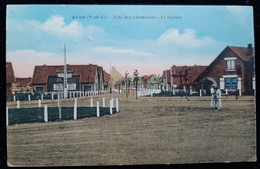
[
  {"x1": 216, "y1": 87, "x2": 222, "y2": 109},
  {"x1": 210, "y1": 84, "x2": 216, "y2": 108}
]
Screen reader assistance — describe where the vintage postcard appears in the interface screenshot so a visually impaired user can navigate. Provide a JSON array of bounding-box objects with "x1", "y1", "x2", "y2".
[{"x1": 6, "y1": 5, "x2": 255, "y2": 166}]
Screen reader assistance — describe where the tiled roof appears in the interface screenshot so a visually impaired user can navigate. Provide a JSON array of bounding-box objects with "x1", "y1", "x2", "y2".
[
  {"x1": 32, "y1": 64, "x2": 99, "y2": 84},
  {"x1": 103, "y1": 71, "x2": 110, "y2": 82},
  {"x1": 16, "y1": 77, "x2": 32, "y2": 86},
  {"x1": 171, "y1": 65, "x2": 207, "y2": 86},
  {"x1": 6, "y1": 62, "x2": 15, "y2": 83},
  {"x1": 228, "y1": 46, "x2": 255, "y2": 62}
]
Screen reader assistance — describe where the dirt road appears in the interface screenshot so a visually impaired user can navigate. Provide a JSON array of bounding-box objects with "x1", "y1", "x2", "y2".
[{"x1": 7, "y1": 95, "x2": 256, "y2": 166}]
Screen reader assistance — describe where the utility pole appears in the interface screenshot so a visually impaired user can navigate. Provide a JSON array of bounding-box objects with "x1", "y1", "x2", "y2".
[
  {"x1": 64, "y1": 44, "x2": 68, "y2": 98},
  {"x1": 110, "y1": 62, "x2": 112, "y2": 94}
]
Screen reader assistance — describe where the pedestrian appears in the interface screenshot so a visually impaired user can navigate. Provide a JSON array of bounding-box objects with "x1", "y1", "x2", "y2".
[
  {"x1": 216, "y1": 87, "x2": 222, "y2": 109},
  {"x1": 210, "y1": 84, "x2": 216, "y2": 108}
]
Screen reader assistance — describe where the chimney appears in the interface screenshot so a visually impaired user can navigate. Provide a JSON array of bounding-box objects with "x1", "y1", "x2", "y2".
[{"x1": 247, "y1": 44, "x2": 253, "y2": 56}]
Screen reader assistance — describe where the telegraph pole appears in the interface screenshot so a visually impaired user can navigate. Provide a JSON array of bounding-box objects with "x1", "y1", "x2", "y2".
[{"x1": 64, "y1": 44, "x2": 68, "y2": 98}]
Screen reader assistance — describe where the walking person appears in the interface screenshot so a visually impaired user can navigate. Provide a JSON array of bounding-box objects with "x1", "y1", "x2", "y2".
[
  {"x1": 216, "y1": 87, "x2": 222, "y2": 109},
  {"x1": 210, "y1": 84, "x2": 216, "y2": 108}
]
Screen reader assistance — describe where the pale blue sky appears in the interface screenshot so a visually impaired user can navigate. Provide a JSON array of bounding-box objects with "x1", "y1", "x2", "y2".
[{"x1": 6, "y1": 5, "x2": 254, "y2": 77}]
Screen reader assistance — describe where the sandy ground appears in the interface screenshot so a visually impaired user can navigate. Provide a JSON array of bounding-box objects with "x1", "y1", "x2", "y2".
[{"x1": 6, "y1": 93, "x2": 256, "y2": 166}]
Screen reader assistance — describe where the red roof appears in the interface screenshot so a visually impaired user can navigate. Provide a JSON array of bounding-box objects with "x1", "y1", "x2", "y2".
[
  {"x1": 6, "y1": 62, "x2": 15, "y2": 84},
  {"x1": 171, "y1": 65, "x2": 207, "y2": 87},
  {"x1": 228, "y1": 46, "x2": 254, "y2": 61},
  {"x1": 103, "y1": 71, "x2": 110, "y2": 82},
  {"x1": 32, "y1": 64, "x2": 99, "y2": 84},
  {"x1": 142, "y1": 75, "x2": 153, "y2": 88},
  {"x1": 16, "y1": 77, "x2": 32, "y2": 86}
]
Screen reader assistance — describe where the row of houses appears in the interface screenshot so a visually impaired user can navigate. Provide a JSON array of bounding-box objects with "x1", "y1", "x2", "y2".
[
  {"x1": 6, "y1": 44, "x2": 255, "y2": 100},
  {"x1": 6, "y1": 63, "x2": 111, "y2": 100},
  {"x1": 162, "y1": 44, "x2": 255, "y2": 95}
]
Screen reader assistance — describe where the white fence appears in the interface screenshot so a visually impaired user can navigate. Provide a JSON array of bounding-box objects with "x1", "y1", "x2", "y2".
[{"x1": 137, "y1": 88, "x2": 161, "y2": 97}]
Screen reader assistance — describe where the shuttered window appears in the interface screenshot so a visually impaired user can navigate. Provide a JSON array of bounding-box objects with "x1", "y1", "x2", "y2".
[{"x1": 225, "y1": 78, "x2": 237, "y2": 89}]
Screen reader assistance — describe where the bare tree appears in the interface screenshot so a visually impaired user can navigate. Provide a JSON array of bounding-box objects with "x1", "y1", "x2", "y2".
[{"x1": 133, "y1": 69, "x2": 139, "y2": 100}]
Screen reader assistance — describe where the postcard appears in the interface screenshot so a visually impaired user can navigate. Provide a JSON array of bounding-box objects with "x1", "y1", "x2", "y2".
[{"x1": 6, "y1": 5, "x2": 255, "y2": 166}]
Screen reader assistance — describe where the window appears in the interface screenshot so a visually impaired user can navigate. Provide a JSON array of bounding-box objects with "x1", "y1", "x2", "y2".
[
  {"x1": 224, "y1": 57, "x2": 236, "y2": 71},
  {"x1": 225, "y1": 78, "x2": 237, "y2": 89},
  {"x1": 68, "y1": 83, "x2": 76, "y2": 90},
  {"x1": 227, "y1": 60, "x2": 235, "y2": 70},
  {"x1": 53, "y1": 83, "x2": 63, "y2": 91}
]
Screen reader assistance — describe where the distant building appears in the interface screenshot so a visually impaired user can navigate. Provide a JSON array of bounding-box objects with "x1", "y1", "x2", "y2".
[
  {"x1": 170, "y1": 65, "x2": 207, "y2": 92},
  {"x1": 12, "y1": 77, "x2": 33, "y2": 94},
  {"x1": 162, "y1": 65, "x2": 207, "y2": 92},
  {"x1": 31, "y1": 64, "x2": 106, "y2": 93},
  {"x1": 142, "y1": 74, "x2": 160, "y2": 89},
  {"x1": 195, "y1": 44, "x2": 255, "y2": 95},
  {"x1": 6, "y1": 62, "x2": 15, "y2": 100},
  {"x1": 103, "y1": 71, "x2": 110, "y2": 91},
  {"x1": 111, "y1": 67, "x2": 123, "y2": 90}
]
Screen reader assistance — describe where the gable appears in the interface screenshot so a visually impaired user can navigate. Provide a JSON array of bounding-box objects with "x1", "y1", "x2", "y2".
[{"x1": 6, "y1": 62, "x2": 15, "y2": 84}]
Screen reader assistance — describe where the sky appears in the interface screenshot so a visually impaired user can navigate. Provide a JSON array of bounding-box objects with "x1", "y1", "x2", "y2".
[{"x1": 6, "y1": 5, "x2": 254, "y2": 77}]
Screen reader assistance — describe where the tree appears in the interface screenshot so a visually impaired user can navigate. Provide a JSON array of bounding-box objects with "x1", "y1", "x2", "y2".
[
  {"x1": 124, "y1": 72, "x2": 131, "y2": 98},
  {"x1": 133, "y1": 69, "x2": 139, "y2": 100}
]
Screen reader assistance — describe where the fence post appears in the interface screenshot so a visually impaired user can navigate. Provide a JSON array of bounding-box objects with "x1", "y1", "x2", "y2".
[
  {"x1": 97, "y1": 102, "x2": 100, "y2": 117},
  {"x1": 41, "y1": 94, "x2": 43, "y2": 100},
  {"x1": 17, "y1": 100, "x2": 20, "y2": 109},
  {"x1": 6, "y1": 107, "x2": 8, "y2": 126},
  {"x1": 28, "y1": 94, "x2": 31, "y2": 101},
  {"x1": 90, "y1": 98, "x2": 93, "y2": 107},
  {"x1": 44, "y1": 104, "x2": 48, "y2": 122},
  {"x1": 74, "y1": 98, "x2": 77, "y2": 120},
  {"x1": 57, "y1": 93, "x2": 60, "y2": 107},
  {"x1": 13, "y1": 95, "x2": 16, "y2": 102},
  {"x1": 116, "y1": 98, "x2": 119, "y2": 112},
  {"x1": 103, "y1": 98, "x2": 105, "y2": 107},
  {"x1": 200, "y1": 89, "x2": 202, "y2": 97},
  {"x1": 110, "y1": 100, "x2": 113, "y2": 115},
  {"x1": 38, "y1": 99, "x2": 41, "y2": 108},
  {"x1": 112, "y1": 98, "x2": 114, "y2": 108}
]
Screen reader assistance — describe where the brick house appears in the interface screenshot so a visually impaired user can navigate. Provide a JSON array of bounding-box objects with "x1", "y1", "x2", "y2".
[
  {"x1": 170, "y1": 65, "x2": 207, "y2": 92},
  {"x1": 6, "y1": 62, "x2": 15, "y2": 100},
  {"x1": 162, "y1": 65, "x2": 207, "y2": 93},
  {"x1": 31, "y1": 64, "x2": 105, "y2": 93},
  {"x1": 12, "y1": 77, "x2": 33, "y2": 93},
  {"x1": 194, "y1": 44, "x2": 255, "y2": 95}
]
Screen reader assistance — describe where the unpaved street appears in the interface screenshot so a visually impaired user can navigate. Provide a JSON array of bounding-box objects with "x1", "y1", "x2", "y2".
[{"x1": 7, "y1": 94, "x2": 256, "y2": 166}]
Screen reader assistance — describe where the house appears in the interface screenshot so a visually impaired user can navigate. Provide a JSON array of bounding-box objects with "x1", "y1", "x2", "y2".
[
  {"x1": 31, "y1": 64, "x2": 105, "y2": 93},
  {"x1": 12, "y1": 77, "x2": 33, "y2": 93},
  {"x1": 103, "y1": 71, "x2": 110, "y2": 91},
  {"x1": 6, "y1": 62, "x2": 15, "y2": 100},
  {"x1": 194, "y1": 44, "x2": 255, "y2": 95},
  {"x1": 110, "y1": 67, "x2": 123, "y2": 90},
  {"x1": 162, "y1": 70, "x2": 171, "y2": 91},
  {"x1": 142, "y1": 74, "x2": 160, "y2": 89},
  {"x1": 170, "y1": 65, "x2": 207, "y2": 92}
]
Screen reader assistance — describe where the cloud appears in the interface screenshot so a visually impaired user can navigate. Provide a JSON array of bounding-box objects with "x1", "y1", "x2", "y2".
[
  {"x1": 7, "y1": 49, "x2": 55, "y2": 59},
  {"x1": 93, "y1": 46, "x2": 155, "y2": 57},
  {"x1": 30, "y1": 15, "x2": 104, "y2": 40},
  {"x1": 158, "y1": 28, "x2": 218, "y2": 47}
]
